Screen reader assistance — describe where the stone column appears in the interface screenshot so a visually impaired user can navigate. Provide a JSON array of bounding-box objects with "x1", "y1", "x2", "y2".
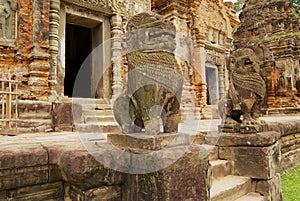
[
  {"x1": 49, "y1": 0, "x2": 60, "y2": 101},
  {"x1": 110, "y1": 14, "x2": 123, "y2": 101},
  {"x1": 218, "y1": 65, "x2": 225, "y2": 100},
  {"x1": 29, "y1": 0, "x2": 51, "y2": 101},
  {"x1": 193, "y1": 41, "x2": 207, "y2": 107}
]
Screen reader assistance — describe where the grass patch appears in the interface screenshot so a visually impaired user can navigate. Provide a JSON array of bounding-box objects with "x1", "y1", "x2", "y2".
[{"x1": 281, "y1": 165, "x2": 300, "y2": 201}]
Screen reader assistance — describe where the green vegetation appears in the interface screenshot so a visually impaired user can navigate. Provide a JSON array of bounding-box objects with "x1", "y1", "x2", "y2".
[
  {"x1": 233, "y1": 0, "x2": 245, "y2": 13},
  {"x1": 290, "y1": 0, "x2": 300, "y2": 16},
  {"x1": 281, "y1": 165, "x2": 300, "y2": 201},
  {"x1": 266, "y1": 32, "x2": 300, "y2": 41}
]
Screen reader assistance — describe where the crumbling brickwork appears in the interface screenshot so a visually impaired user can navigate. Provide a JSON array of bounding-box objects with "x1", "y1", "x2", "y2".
[{"x1": 234, "y1": 0, "x2": 300, "y2": 112}]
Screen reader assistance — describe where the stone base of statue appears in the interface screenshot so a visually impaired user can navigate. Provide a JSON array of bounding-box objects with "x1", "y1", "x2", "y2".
[
  {"x1": 107, "y1": 132, "x2": 192, "y2": 153},
  {"x1": 219, "y1": 122, "x2": 263, "y2": 134},
  {"x1": 106, "y1": 132, "x2": 210, "y2": 201}
]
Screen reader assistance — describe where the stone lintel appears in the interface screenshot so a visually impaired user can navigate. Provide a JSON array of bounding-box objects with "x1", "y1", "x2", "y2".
[
  {"x1": 62, "y1": 0, "x2": 113, "y2": 16},
  {"x1": 218, "y1": 131, "x2": 281, "y2": 147},
  {"x1": 107, "y1": 132, "x2": 192, "y2": 153}
]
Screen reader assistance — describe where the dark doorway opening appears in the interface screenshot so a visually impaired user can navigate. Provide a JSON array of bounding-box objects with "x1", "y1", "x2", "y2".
[
  {"x1": 65, "y1": 23, "x2": 92, "y2": 97},
  {"x1": 206, "y1": 65, "x2": 219, "y2": 105}
]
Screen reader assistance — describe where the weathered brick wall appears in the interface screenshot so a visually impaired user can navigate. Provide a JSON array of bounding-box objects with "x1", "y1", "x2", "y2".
[{"x1": 0, "y1": 0, "x2": 50, "y2": 101}]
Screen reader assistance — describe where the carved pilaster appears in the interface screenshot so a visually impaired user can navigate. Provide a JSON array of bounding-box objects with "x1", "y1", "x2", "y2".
[
  {"x1": 110, "y1": 14, "x2": 123, "y2": 101},
  {"x1": 49, "y1": 0, "x2": 61, "y2": 101},
  {"x1": 29, "y1": 0, "x2": 51, "y2": 101}
]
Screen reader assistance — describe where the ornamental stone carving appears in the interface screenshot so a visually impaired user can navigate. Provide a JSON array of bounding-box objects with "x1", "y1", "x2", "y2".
[
  {"x1": 113, "y1": 12, "x2": 183, "y2": 135},
  {"x1": 0, "y1": 0, "x2": 18, "y2": 46},
  {"x1": 62, "y1": 0, "x2": 125, "y2": 15},
  {"x1": 219, "y1": 48, "x2": 266, "y2": 134}
]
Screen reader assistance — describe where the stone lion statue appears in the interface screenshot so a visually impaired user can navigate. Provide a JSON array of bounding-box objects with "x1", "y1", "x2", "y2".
[
  {"x1": 113, "y1": 12, "x2": 183, "y2": 135},
  {"x1": 219, "y1": 48, "x2": 266, "y2": 134}
]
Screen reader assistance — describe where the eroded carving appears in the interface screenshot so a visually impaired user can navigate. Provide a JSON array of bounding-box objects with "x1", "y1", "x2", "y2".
[
  {"x1": 113, "y1": 12, "x2": 183, "y2": 135},
  {"x1": 62, "y1": 0, "x2": 125, "y2": 15},
  {"x1": 219, "y1": 48, "x2": 266, "y2": 134},
  {"x1": 0, "y1": 0, "x2": 17, "y2": 45}
]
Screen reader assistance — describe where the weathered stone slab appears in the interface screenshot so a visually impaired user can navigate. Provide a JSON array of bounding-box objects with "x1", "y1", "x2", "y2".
[
  {"x1": 280, "y1": 148, "x2": 300, "y2": 173},
  {"x1": 233, "y1": 142, "x2": 281, "y2": 180},
  {"x1": 107, "y1": 133, "x2": 191, "y2": 153},
  {"x1": 219, "y1": 146, "x2": 235, "y2": 161},
  {"x1": 218, "y1": 131, "x2": 281, "y2": 147},
  {"x1": 264, "y1": 121, "x2": 300, "y2": 136},
  {"x1": 0, "y1": 143, "x2": 48, "y2": 170},
  {"x1": 67, "y1": 185, "x2": 121, "y2": 201},
  {"x1": 122, "y1": 145, "x2": 210, "y2": 201},
  {"x1": 48, "y1": 147, "x2": 123, "y2": 190},
  {"x1": 255, "y1": 173, "x2": 283, "y2": 201},
  {"x1": 3, "y1": 182, "x2": 64, "y2": 201},
  {"x1": 0, "y1": 165, "x2": 49, "y2": 190},
  {"x1": 52, "y1": 102, "x2": 82, "y2": 132}
]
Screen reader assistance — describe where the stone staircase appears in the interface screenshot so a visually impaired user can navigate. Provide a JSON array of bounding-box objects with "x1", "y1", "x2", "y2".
[
  {"x1": 73, "y1": 81, "x2": 203, "y2": 134},
  {"x1": 72, "y1": 98, "x2": 121, "y2": 134},
  {"x1": 209, "y1": 159, "x2": 264, "y2": 201}
]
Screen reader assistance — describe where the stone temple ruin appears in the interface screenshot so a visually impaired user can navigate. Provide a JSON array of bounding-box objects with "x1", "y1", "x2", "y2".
[
  {"x1": 0, "y1": 0, "x2": 300, "y2": 201},
  {"x1": 234, "y1": 0, "x2": 300, "y2": 114}
]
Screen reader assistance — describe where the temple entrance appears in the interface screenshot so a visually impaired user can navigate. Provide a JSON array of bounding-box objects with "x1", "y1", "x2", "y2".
[
  {"x1": 65, "y1": 23, "x2": 92, "y2": 97},
  {"x1": 206, "y1": 64, "x2": 219, "y2": 105},
  {"x1": 64, "y1": 12, "x2": 105, "y2": 98}
]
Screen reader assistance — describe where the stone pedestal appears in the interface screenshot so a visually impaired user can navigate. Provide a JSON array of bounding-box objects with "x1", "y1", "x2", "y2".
[
  {"x1": 107, "y1": 133, "x2": 210, "y2": 201},
  {"x1": 218, "y1": 131, "x2": 283, "y2": 201}
]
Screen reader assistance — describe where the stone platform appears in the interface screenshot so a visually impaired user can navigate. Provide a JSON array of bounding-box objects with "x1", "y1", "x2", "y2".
[{"x1": 0, "y1": 132, "x2": 210, "y2": 201}]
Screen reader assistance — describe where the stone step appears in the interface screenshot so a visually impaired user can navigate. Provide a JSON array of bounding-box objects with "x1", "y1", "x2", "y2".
[
  {"x1": 210, "y1": 175, "x2": 251, "y2": 201},
  {"x1": 84, "y1": 115, "x2": 115, "y2": 123},
  {"x1": 75, "y1": 122, "x2": 121, "y2": 134},
  {"x1": 19, "y1": 112, "x2": 51, "y2": 119},
  {"x1": 80, "y1": 104, "x2": 112, "y2": 110},
  {"x1": 181, "y1": 107, "x2": 201, "y2": 111},
  {"x1": 210, "y1": 160, "x2": 233, "y2": 180},
  {"x1": 17, "y1": 119, "x2": 52, "y2": 128},
  {"x1": 235, "y1": 193, "x2": 264, "y2": 201},
  {"x1": 201, "y1": 105, "x2": 220, "y2": 119},
  {"x1": 71, "y1": 98, "x2": 109, "y2": 105},
  {"x1": 83, "y1": 109, "x2": 114, "y2": 116},
  {"x1": 3, "y1": 119, "x2": 53, "y2": 134}
]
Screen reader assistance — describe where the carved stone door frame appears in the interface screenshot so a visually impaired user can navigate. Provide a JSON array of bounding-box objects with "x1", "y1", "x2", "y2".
[{"x1": 49, "y1": 0, "x2": 123, "y2": 101}]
